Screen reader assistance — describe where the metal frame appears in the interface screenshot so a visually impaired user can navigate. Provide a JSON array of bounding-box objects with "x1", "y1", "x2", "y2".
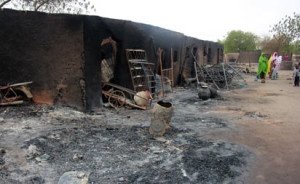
[
  {"x1": 194, "y1": 63, "x2": 247, "y2": 89},
  {"x1": 125, "y1": 49, "x2": 155, "y2": 96},
  {"x1": 0, "y1": 81, "x2": 33, "y2": 106},
  {"x1": 102, "y1": 81, "x2": 152, "y2": 110},
  {"x1": 157, "y1": 48, "x2": 174, "y2": 96}
]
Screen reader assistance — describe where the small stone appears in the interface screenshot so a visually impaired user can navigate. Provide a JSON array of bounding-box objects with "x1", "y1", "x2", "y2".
[
  {"x1": 0, "y1": 117, "x2": 4, "y2": 122},
  {"x1": 77, "y1": 172, "x2": 85, "y2": 179},
  {"x1": 23, "y1": 126, "x2": 32, "y2": 129},
  {"x1": 73, "y1": 154, "x2": 83, "y2": 160},
  {"x1": 153, "y1": 151, "x2": 164, "y2": 154},
  {"x1": 0, "y1": 147, "x2": 5, "y2": 154},
  {"x1": 58, "y1": 171, "x2": 89, "y2": 184},
  {"x1": 119, "y1": 177, "x2": 125, "y2": 182},
  {"x1": 155, "y1": 137, "x2": 166, "y2": 142},
  {"x1": 35, "y1": 157, "x2": 42, "y2": 162},
  {"x1": 26, "y1": 145, "x2": 40, "y2": 159},
  {"x1": 48, "y1": 134, "x2": 61, "y2": 140},
  {"x1": 40, "y1": 154, "x2": 50, "y2": 161},
  {"x1": 103, "y1": 103, "x2": 111, "y2": 108}
]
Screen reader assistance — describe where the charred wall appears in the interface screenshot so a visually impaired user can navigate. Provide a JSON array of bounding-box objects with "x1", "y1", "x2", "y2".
[
  {"x1": 181, "y1": 38, "x2": 224, "y2": 79},
  {"x1": 83, "y1": 16, "x2": 187, "y2": 90},
  {"x1": 97, "y1": 19, "x2": 186, "y2": 87},
  {"x1": 83, "y1": 16, "x2": 103, "y2": 111},
  {"x1": 0, "y1": 9, "x2": 85, "y2": 109},
  {"x1": 99, "y1": 18, "x2": 158, "y2": 89},
  {"x1": 0, "y1": 9, "x2": 224, "y2": 110},
  {"x1": 142, "y1": 25, "x2": 185, "y2": 85},
  {"x1": 82, "y1": 17, "x2": 160, "y2": 110}
]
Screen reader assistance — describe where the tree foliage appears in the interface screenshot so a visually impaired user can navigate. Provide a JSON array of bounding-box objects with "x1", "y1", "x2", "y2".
[
  {"x1": 223, "y1": 30, "x2": 258, "y2": 53},
  {"x1": 291, "y1": 40, "x2": 300, "y2": 55},
  {"x1": 271, "y1": 12, "x2": 300, "y2": 43},
  {"x1": 259, "y1": 35, "x2": 290, "y2": 54},
  {"x1": 270, "y1": 12, "x2": 300, "y2": 54},
  {"x1": 0, "y1": 0, "x2": 95, "y2": 14}
]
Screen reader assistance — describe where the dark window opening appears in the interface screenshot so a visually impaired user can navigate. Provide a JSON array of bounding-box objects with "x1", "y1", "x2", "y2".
[
  {"x1": 185, "y1": 47, "x2": 190, "y2": 58},
  {"x1": 203, "y1": 46, "x2": 207, "y2": 56},
  {"x1": 207, "y1": 48, "x2": 212, "y2": 63},
  {"x1": 221, "y1": 49, "x2": 224, "y2": 59},
  {"x1": 161, "y1": 50, "x2": 166, "y2": 65},
  {"x1": 192, "y1": 47, "x2": 197, "y2": 57},
  {"x1": 217, "y1": 48, "x2": 220, "y2": 64}
]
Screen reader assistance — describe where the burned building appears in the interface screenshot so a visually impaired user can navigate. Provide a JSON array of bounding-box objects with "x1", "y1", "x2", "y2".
[{"x1": 0, "y1": 9, "x2": 223, "y2": 111}]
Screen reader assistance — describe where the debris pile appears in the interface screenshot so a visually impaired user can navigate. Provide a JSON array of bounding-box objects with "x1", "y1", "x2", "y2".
[
  {"x1": 0, "y1": 87, "x2": 252, "y2": 183},
  {"x1": 194, "y1": 63, "x2": 247, "y2": 89},
  {"x1": 0, "y1": 82, "x2": 33, "y2": 106}
]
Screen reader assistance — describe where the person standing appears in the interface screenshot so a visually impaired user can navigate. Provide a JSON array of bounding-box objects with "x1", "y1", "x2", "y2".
[
  {"x1": 277, "y1": 55, "x2": 282, "y2": 71},
  {"x1": 256, "y1": 53, "x2": 269, "y2": 83},
  {"x1": 293, "y1": 64, "x2": 299, "y2": 87},
  {"x1": 271, "y1": 64, "x2": 277, "y2": 80},
  {"x1": 267, "y1": 54, "x2": 273, "y2": 77},
  {"x1": 268, "y1": 52, "x2": 278, "y2": 78}
]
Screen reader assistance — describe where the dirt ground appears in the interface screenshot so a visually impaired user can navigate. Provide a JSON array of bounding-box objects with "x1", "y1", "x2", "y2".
[
  {"x1": 208, "y1": 69, "x2": 300, "y2": 184},
  {"x1": 0, "y1": 70, "x2": 299, "y2": 183}
]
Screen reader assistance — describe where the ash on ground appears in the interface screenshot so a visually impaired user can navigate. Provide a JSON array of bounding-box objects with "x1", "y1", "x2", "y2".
[{"x1": 0, "y1": 88, "x2": 253, "y2": 184}]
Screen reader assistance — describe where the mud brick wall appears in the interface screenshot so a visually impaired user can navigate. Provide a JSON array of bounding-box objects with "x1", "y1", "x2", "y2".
[
  {"x1": 0, "y1": 10, "x2": 85, "y2": 109},
  {"x1": 224, "y1": 53, "x2": 239, "y2": 63},
  {"x1": 237, "y1": 50, "x2": 261, "y2": 64},
  {"x1": 280, "y1": 61, "x2": 293, "y2": 70},
  {"x1": 181, "y1": 38, "x2": 223, "y2": 80}
]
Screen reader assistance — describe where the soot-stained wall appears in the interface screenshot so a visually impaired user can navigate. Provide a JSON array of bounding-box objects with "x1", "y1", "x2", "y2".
[
  {"x1": 0, "y1": 10, "x2": 85, "y2": 109},
  {"x1": 93, "y1": 18, "x2": 186, "y2": 89},
  {"x1": 181, "y1": 37, "x2": 224, "y2": 80},
  {"x1": 0, "y1": 9, "x2": 224, "y2": 110}
]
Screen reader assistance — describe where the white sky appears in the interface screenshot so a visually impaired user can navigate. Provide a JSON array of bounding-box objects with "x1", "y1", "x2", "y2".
[{"x1": 90, "y1": 0, "x2": 300, "y2": 42}]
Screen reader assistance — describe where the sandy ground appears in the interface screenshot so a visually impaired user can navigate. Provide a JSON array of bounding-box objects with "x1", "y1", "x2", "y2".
[
  {"x1": 0, "y1": 69, "x2": 299, "y2": 183},
  {"x1": 206, "y1": 70, "x2": 300, "y2": 184}
]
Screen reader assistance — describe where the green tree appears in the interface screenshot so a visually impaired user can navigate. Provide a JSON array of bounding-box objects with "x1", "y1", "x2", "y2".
[
  {"x1": 291, "y1": 40, "x2": 300, "y2": 55},
  {"x1": 217, "y1": 39, "x2": 224, "y2": 45},
  {"x1": 270, "y1": 12, "x2": 300, "y2": 54},
  {"x1": 223, "y1": 30, "x2": 258, "y2": 53},
  {"x1": 0, "y1": 0, "x2": 95, "y2": 14}
]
